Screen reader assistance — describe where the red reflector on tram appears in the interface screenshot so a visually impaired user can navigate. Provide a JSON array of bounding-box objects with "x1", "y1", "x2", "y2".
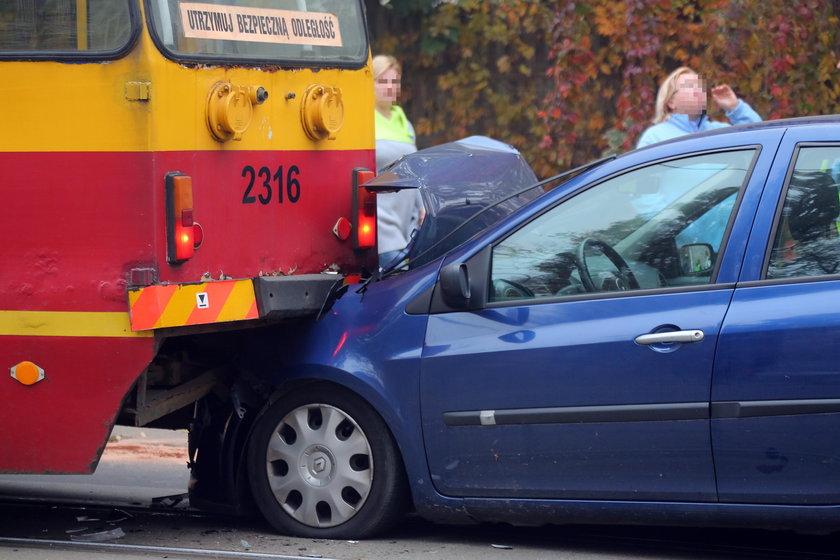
[{"x1": 181, "y1": 209, "x2": 194, "y2": 227}]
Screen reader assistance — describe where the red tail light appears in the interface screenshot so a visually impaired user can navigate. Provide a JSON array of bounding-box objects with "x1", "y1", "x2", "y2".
[
  {"x1": 352, "y1": 168, "x2": 377, "y2": 250},
  {"x1": 165, "y1": 172, "x2": 195, "y2": 263}
]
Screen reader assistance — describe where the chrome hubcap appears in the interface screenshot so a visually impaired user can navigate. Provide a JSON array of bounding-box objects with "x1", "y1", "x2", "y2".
[{"x1": 265, "y1": 404, "x2": 373, "y2": 528}]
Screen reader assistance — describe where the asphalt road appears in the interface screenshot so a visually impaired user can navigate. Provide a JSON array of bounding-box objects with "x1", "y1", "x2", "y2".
[{"x1": 1, "y1": 427, "x2": 839, "y2": 560}]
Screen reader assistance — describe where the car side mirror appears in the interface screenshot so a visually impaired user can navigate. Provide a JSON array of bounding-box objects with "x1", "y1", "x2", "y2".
[
  {"x1": 439, "y1": 262, "x2": 471, "y2": 308},
  {"x1": 679, "y1": 243, "x2": 714, "y2": 275},
  {"x1": 431, "y1": 247, "x2": 491, "y2": 314}
]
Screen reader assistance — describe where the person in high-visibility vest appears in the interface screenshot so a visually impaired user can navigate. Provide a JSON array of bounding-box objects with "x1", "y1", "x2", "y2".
[{"x1": 373, "y1": 54, "x2": 425, "y2": 269}]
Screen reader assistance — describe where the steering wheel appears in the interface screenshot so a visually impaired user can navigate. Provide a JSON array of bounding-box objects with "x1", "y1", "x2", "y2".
[
  {"x1": 492, "y1": 278, "x2": 535, "y2": 300},
  {"x1": 576, "y1": 238, "x2": 640, "y2": 292}
]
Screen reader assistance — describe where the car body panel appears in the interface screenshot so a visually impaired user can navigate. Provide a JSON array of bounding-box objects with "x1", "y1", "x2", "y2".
[
  {"x1": 256, "y1": 116, "x2": 840, "y2": 532},
  {"x1": 242, "y1": 263, "x2": 440, "y2": 501}
]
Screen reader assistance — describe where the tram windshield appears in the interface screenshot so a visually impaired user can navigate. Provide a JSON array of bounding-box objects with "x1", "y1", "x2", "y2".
[{"x1": 0, "y1": 1, "x2": 133, "y2": 53}]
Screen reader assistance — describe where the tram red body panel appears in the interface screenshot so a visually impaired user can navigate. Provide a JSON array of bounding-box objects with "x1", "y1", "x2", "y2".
[
  {"x1": 0, "y1": 337, "x2": 154, "y2": 473},
  {"x1": 1, "y1": 148, "x2": 373, "y2": 473},
  {"x1": 2, "y1": 149, "x2": 373, "y2": 313}
]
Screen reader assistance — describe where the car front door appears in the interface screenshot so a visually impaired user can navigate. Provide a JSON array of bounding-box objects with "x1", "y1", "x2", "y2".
[
  {"x1": 713, "y1": 133, "x2": 840, "y2": 504},
  {"x1": 420, "y1": 146, "x2": 767, "y2": 502}
]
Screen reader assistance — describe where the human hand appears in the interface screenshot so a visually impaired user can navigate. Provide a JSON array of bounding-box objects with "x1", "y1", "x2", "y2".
[{"x1": 710, "y1": 84, "x2": 739, "y2": 112}]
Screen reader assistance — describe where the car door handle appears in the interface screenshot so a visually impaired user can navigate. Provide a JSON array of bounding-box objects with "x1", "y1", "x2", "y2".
[{"x1": 634, "y1": 330, "x2": 705, "y2": 345}]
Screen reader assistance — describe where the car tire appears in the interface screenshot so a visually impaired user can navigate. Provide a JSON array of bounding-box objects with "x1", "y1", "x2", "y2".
[{"x1": 246, "y1": 384, "x2": 409, "y2": 538}]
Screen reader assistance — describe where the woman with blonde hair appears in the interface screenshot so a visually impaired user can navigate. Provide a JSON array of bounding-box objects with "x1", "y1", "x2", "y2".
[
  {"x1": 373, "y1": 54, "x2": 416, "y2": 170},
  {"x1": 372, "y1": 54, "x2": 425, "y2": 268},
  {"x1": 637, "y1": 66, "x2": 761, "y2": 148}
]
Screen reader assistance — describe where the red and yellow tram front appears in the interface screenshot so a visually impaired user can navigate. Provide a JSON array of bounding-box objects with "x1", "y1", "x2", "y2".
[{"x1": 0, "y1": 0, "x2": 375, "y2": 473}]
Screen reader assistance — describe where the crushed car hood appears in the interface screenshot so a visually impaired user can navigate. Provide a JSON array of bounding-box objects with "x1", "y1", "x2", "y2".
[{"x1": 363, "y1": 136, "x2": 541, "y2": 269}]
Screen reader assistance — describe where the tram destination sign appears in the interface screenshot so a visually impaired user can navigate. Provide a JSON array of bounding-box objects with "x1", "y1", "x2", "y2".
[{"x1": 179, "y1": 2, "x2": 343, "y2": 47}]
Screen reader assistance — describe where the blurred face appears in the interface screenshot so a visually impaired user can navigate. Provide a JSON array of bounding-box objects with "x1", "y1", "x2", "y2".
[
  {"x1": 668, "y1": 72, "x2": 707, "y2": 117},
  {"x1": 374, "y1": 67, "x2": 401, "y2": 105}
]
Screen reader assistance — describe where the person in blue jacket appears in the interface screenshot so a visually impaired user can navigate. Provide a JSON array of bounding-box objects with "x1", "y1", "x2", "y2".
[{"x1": 637, "y1": 66, "x2": 761, "y2": 149}]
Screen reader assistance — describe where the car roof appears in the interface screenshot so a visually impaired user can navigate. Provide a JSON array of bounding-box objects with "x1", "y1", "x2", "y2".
[{"x1": 633, "y1": 114, "x2": 840, "y2": 152}]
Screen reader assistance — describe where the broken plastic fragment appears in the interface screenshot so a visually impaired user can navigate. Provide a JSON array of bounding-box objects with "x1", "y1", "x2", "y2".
[
  {"x1": 69, "y1": 527, "x2": 126, "y2": 542},
  {"x1": 151, "y1": 493, "x2": 187, "y2": 508},
  {"x1": 107, "y1": 508, "x2": 133, "y2": 523}
]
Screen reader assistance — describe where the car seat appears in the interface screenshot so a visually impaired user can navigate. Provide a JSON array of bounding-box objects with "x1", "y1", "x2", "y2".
[{"x1": 775, "y1": 170, "x2": 840, "y2": 276}]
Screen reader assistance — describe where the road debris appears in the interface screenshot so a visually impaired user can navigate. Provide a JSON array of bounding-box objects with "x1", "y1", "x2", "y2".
[
  {"x1": 152, "y1": 493, "x2": 187, "y2": 508},
  {"x1": 69, "y1": 526, "x2": 125, "y2": 542}
]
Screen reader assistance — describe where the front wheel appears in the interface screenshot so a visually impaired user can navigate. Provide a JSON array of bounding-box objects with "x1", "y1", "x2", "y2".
[{"x1": 246, "y1": 384, "x2": 408, "y2": 538}]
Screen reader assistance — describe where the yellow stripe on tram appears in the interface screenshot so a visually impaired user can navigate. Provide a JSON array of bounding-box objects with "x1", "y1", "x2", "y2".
[{"x1": 0, "y1": 310, "x2": 153, "y2": 338}]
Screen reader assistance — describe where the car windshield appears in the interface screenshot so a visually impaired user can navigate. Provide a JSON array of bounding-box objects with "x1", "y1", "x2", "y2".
[{"x1": 147, "y1": 0, "x2": 368, "y2": 66}]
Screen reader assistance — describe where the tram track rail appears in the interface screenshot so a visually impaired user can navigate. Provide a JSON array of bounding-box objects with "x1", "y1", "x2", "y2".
[
  {"x1": 4, "y1": 530, "x2": 836, "y2": 560},
  {"x1": 0, "y1": 537, "x2": 346, "y2": 560},
  {"x1": 0, "y1": 498, "x2": 342, "y2": 559}
]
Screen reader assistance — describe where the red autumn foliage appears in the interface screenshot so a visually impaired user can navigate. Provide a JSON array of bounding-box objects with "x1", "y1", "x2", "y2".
[{"x1": 367, "y1": 0, "x2": 840, "y2": 177}]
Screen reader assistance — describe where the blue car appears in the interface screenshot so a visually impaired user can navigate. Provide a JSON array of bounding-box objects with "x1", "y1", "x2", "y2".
[{"x1": 239, "y1": 117, "x2": 840, "y2": 538}]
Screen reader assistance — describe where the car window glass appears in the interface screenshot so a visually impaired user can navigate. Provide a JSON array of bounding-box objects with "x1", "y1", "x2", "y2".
[
  {"x1": 676, "y1": 192, "x2": 737, "y2": 252},
  {"x1": 490, "y1": 149, "x2": 756, "y2": 301},
  {"x1": 767, "y1": 147, "x2": 840, "y2": 279}
]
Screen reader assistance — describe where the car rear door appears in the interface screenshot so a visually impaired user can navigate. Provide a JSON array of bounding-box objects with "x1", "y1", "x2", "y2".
[{"x1": 713, "y1": 126, "x2": 840, "y2": 504}]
